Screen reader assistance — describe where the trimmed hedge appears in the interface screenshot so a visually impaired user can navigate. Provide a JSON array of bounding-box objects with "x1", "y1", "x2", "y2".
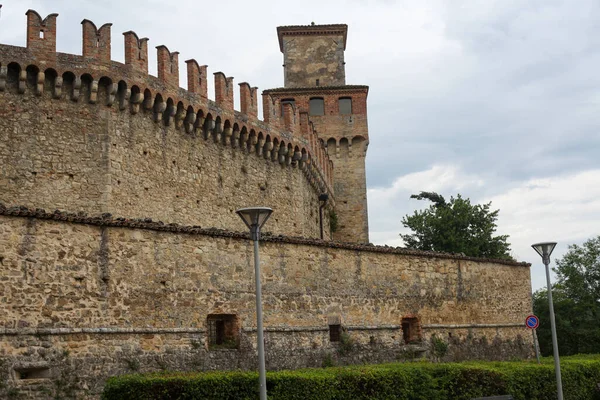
[{"x1": 102, "y1": 356, "x2": 600, "y2": 400}]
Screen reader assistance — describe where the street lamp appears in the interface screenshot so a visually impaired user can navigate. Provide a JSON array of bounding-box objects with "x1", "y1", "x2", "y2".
[
  {"x1": 236, "y1": 207, "x2": 273, "y2": 400},
  {"x1": 532, "y1": 241, "x2": 562, "y2": 400}
]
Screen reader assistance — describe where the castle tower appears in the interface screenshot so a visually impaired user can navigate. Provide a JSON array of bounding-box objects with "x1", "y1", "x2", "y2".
[{"x1": 263, "y1": 24, "x2": 370, "y2": 243}]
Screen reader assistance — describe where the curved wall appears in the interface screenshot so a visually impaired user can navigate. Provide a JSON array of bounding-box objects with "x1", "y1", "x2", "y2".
[{"x1": 0, "y1": 63, "x2": 331, "y2": 239}]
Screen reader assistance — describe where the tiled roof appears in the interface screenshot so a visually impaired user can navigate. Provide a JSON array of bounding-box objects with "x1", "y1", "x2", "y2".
[{"x1": 263, "y1": 85, "x2": 369, "y2": 95}]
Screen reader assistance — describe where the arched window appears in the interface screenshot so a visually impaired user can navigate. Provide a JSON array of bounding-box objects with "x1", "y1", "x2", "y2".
[
  {"x1": 280, "y1": 98, "x2": 295, "y2": 116},
  {"x1": 339, "y1": 97, "x2": 352, "y2": 115},
  {"x1": 309, "y1": 97, "x2": 325, "y2": 116}
]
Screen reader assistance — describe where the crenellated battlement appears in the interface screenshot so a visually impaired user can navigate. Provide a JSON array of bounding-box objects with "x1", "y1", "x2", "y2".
[
  {"x1": 25, "y1": 10, "x2": 59, "y2": 55},
  {"x1": 123, "y1": 30, "x2": 149, "y2": 73},
  {"x1": 0, "y1": 9, "x2": 334, "y2": 197},
  {"x1": 81, "y1": 19, "x2": 112, "y2": 64}
]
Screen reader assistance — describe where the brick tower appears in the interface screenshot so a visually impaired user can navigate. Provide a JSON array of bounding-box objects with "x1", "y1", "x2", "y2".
[{"x1": 263, "y1": 23, "x2": 370, "y2": 243}]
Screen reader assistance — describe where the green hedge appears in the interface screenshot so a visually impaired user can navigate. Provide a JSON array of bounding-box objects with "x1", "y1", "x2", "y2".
[{"x1": 102, "y1": 356, "x2": 600, "y2": 400}]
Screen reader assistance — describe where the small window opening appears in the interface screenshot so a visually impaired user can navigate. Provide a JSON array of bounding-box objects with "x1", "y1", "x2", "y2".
[
  {"x1": 96, "y1": 38, "x2": 100, "y2": 48},
  {"x1": 401, "y1": 317, "x2": 421, "y2": 344},
  {"x1": 207, "y1": 314, "x2": 239, "y2": 349},
  {"x1": 339, "y1": 97, "x2": 352, "y2": 115},
  {"x1": 15, "y1": 367, "x2": 51, "y2": 380},
  {"x1": 39, "y1": 30, "x2": 45, "y2": 39},
  {"x1": 316, "y1": 79, "x2": 320, "y2": 86},
  {"x1": 329, "y1": 324, "x2": 342, "y2": 342},
  {"x1": 309, "y1": 98, "x2": 325, "y2": 116},
  {"x1": 280, "y1": 98, "x2": 295, "y2": 116}
]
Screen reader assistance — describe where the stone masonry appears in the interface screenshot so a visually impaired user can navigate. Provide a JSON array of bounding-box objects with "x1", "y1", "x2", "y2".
[{"x1": 0, "y1": 8, "x2": 534, "y2": 399}]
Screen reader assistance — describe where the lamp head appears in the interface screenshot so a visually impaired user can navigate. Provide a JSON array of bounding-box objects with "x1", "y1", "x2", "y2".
[
  {"x1": 236, "y1": 207, "x2": 273, "y2": 240},
  {"x1": 531, "y1": 242, "x2": 557, "y2": 264}
]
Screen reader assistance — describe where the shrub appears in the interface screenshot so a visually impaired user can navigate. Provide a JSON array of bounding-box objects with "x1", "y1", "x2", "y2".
[
  {"x1": 103, "y1": 355, "x2": 600, "y2": 400},
  {"x1": 431, "y1": 335, "x2": 448, "y2": 359},
  {"x1": 329, "y1": 211, "x2": 338, "y2": 233},
  {"x1": 337, "y1": 332, "x2": 354, "y2": 356},
  {"x1": 321, "y1": 353, "x2": 335, "y2": 368}
]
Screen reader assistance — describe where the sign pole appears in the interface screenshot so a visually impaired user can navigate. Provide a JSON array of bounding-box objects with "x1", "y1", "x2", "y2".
[
  {"x1": 525, "y1": 315, "x2": 541, "y2": 364},
  {"x1": 532, "y1": 329, "x2": 541, "y2": 364}
]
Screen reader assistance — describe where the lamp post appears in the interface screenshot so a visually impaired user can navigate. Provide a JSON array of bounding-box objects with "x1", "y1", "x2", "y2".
[
  {"x1": 236, "y1": 207, "x2": 273, "y2": 400},
  {"x1": 532, "y1": 241, "x2": 562, "y2": 400}
]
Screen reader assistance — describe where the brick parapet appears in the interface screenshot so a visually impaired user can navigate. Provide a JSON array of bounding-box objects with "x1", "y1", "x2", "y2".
[
  {"x1": 25, "y1": 10, "x2": 58, "y2": 57},
  {"x1": 81, "y1": 19, "x2": 112, "y2": 64}
]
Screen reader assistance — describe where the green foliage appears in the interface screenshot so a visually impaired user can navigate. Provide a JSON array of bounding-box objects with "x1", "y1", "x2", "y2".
[
  {"x1": 102, "y1": 356, "x2": 600, "y2": 400},
  {"x1": 337, "y1": 332, "x2": 354, "y2": 356},
  {"x1": 321, "y1": 353, "x2": 335, "y2": 368},
  {"x1": 329, "y1": 210, "x2": 338, "y2": 233},
  {"x1": 431, "y1": 335, "x2": 449, "y2": 359},
  {"x1": 208, "y1": 338, "x2": 238, "y2": 350},
  {"x1": 533, "y1": 235, "x2": 600, "y2": 357},
  {"x1": 124, "y1": 358, "x2": 141, "y2": 372},
  {"x1": 400, "y1": 191, "x2": 512, "y2": 259},
  {"x1": 7, "y1": 388, "x2": 20, "y2": 399}
]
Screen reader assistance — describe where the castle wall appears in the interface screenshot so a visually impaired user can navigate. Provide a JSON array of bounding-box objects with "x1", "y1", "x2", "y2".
[
  {"x1": 0, "y1": 11, "x2": 535, "y2": 400},
  {"x1": 0, "y1": 72, "x2": 330, "y2": 239},
  {"x1": 0, "y1": 211, "x2": 533, "y2": 398}
]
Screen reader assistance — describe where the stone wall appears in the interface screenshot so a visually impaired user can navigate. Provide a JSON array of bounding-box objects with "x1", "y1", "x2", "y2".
[
  {"x1": 0, "y1": 9, "x2": 338, "y2": 240},
  {"x1": 0, "y1": 211, "x2": 533, "y2": 398},
  {"x1": 279, "y1": 25, "x2": 347, "y2": 88},
  {"x1": 0, "y1": 79, "x2": 330, "y2": 240}
]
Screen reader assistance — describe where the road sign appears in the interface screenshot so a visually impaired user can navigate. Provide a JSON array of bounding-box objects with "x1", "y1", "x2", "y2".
[{"x1": 526, "y1": 314, "x2": 539, "y2": 330}]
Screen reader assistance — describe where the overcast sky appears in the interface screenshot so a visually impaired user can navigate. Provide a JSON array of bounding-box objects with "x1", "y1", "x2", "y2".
[{"x1": 1, "y1": 0, "x2": 599, "y2": 292}]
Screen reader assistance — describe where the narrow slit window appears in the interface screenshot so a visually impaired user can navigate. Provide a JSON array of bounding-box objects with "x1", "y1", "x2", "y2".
[
  {"x1": 39, "y1": 30, "x2": 45, "y2": 39},
  {"x1": 401, "y1": 317, "x2": 421, "y2": 344},
  {"x1": 309, "y1": 98, "x2": 325, "y2": 116},
  {"x1": 15, "y1": 367, "x2": 51, "y2": 380},
  {"x1": 339, "y1": 97, "x2": 352, "y2": 115},
  {"x1": 329, "y1": 324, "x2": 342, "y2": 342}
]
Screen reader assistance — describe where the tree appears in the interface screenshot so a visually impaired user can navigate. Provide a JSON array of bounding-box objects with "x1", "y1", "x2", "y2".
[
  {"x1": 533, "y1": 236, "x2": 600, "y2": 356},
  {"x1": 400, "y1": 191, "x2": 512, "y2": 259}
]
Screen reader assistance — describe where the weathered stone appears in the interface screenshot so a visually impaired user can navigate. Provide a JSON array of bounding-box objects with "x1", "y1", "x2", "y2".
[{"x1": 0, "y1": 10, "x2": 534, "y2": 400}]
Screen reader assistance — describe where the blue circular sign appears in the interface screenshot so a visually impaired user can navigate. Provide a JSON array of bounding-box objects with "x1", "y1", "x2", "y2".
[{"x1": 526, "y1": 315, "x2": 539, "y2": 329}]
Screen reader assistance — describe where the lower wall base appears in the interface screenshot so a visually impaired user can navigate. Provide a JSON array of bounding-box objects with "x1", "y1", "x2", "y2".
[{"x1": 0, "y1": 326, "x2": 534, "y2": 399}]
